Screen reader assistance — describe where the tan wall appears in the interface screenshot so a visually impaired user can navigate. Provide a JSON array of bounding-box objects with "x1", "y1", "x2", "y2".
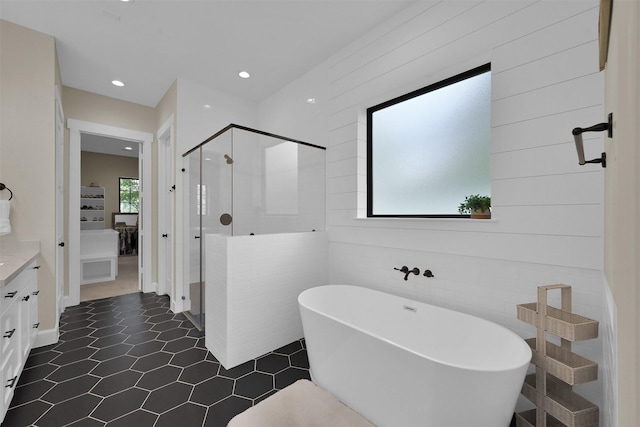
[
  {"x1": 604, "y1": 0, "x2": 640, "y2": 424},
  {"x1": 62, "y1": 87, "x2": 158, "y2": 285},
  {"x1": 81, "y1": 152, "x2": 139, "y2": 229},
  {"x1": 0, "y1": 20, "x2": 57, "y2": 330}
]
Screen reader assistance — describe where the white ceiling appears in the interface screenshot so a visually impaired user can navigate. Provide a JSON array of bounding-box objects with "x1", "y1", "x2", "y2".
[
  {"x1": 0, "y1": 0, "x2": 414, "y2": 107},
  {"x1": 81, "y1": 133, "x2": 139, "y2": 158}
]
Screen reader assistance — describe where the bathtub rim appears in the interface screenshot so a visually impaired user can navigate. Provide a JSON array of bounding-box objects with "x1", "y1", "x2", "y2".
[{"x1": 299, "y1": 284, "x2": 532, "y2": 373}]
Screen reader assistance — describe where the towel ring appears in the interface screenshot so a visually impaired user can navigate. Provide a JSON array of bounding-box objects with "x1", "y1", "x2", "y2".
[{"x1": 0, "y1": 183, "x2": 13, "y2": 200}]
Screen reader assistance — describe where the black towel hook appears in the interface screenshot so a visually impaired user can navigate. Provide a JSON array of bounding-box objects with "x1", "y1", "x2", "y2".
[{"x1": 0, "y1": 183, "x2": 13, "y2": 200}]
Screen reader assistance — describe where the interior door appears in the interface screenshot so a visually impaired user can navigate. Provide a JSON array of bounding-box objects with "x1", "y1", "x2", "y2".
[
  {"x1": 161, "y1": 131, "x2": 174, "y2": 297},
  {"x1": 55, "y1": 88, "x2": 65, "y2": 319}
]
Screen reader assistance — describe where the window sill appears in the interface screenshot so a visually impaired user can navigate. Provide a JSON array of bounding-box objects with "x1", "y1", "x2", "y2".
[{"x1": 355, "y1": 216, "x2": 499, "y2": 223}]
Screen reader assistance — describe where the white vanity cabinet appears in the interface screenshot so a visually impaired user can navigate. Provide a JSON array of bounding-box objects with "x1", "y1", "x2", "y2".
[{"x1": 0, "y1": 259, "x2": 38, "y2": 423}]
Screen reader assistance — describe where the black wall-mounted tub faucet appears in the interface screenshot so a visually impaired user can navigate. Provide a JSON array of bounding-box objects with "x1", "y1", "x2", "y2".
[{"x1": 394, "y1": 266, "x2": 420, "y2": 280}]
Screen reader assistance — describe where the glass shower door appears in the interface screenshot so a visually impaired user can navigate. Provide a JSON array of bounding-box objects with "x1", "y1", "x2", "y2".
[
  {"x1": 187, "y1": 147, "x2": 203, "y2": 328},
  {"x1": 186, "y1": 132, "x2": 233, "y2": 330}
]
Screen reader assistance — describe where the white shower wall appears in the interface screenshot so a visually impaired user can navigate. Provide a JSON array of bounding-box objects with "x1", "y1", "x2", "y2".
[{"x1": 205, "y1": 231, "x2": 328, "y2": 369}]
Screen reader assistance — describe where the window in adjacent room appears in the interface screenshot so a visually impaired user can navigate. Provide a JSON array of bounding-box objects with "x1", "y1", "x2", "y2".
[
  {"x1": 119, "y1": 177, "x2": 140, "y2": 213},
  {"x1": 367, "y1": 63, "x2": 491, "y2": 217}
]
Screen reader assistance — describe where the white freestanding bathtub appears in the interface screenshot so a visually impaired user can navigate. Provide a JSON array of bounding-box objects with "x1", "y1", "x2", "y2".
[{"x1": 298, "y1": 285, "x2": 531, "y2": 427}]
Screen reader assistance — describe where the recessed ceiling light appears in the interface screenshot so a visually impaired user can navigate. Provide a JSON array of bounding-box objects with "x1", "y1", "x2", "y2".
[
  {"x1": 238, "y1": 71, "x2": 251, "y2": 79},
  {"x1": 306, "y1": 98, "x2": 317, "y2": 104},
  {"x1": 124, "y1": 146, "x2": 133, "y2": 151},
  {"x1": 203, "y1": 104, "x2": 212, "y2": 109},
  {"x1": 111, "y1": 80, "x2": 125, "y2": 87}
]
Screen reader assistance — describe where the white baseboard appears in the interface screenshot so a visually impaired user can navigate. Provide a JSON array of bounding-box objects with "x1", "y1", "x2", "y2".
[
  {"x1": 34, "y1": 327, "x2": 59, "y2": 348},
  {"x1": 171, "y1": 297, "x2": 187, "y2": 313}
]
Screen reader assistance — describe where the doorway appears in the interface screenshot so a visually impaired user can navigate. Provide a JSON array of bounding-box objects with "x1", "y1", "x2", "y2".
[
  {"x1": 67, "y1": 119, "x2": 153, "y2": 307},
  {"x1": 79, "y1": 139, "x2": 140, "y2": 302}
]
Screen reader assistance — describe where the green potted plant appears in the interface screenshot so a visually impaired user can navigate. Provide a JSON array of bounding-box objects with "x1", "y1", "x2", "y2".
[{"x1": 458, "y1": 194, "x2": 491, "y2": 219}]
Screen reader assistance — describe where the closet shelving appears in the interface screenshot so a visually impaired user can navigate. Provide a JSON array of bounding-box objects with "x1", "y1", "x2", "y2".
[
  {"x1": 80, "y1": 186, "x2": 105, "y2": 230},
  {"x1": 516, "y1": 284, "x2": 599, "y2": 427}
]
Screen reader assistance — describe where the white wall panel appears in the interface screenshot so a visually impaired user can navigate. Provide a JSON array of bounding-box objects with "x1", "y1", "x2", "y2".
[
  {"x1": 258, "y1": 0, "x2": 606, "y2": 420},
  {"x1": 492, "y1": 73, "x2": 604, "y2": 127},
  {"x1": 492, "y1": 105, "x2": 603, "y2": 153},
  {"x1": 491, "y1": 142, "x2": 604, "y2": 179},
  {"x1": 491, "y1": 6, "x2": 599, "y2": 73},
  {"x1": 492, "y1": 171, "x2": 603, "y2": 206},
  {"x1": 493, "y1": 41, "x2": 599, "y2": 100}
]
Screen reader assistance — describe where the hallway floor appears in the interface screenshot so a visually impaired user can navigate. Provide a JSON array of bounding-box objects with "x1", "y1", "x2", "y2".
[{"x1": 3, "y1": 292, "x2": 310, "y2": 426}]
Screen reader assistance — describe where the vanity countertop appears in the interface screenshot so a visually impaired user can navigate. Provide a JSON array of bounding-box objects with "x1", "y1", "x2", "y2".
[{"x1": 0, "y1": 240, "x2": 40, "y2": 287}]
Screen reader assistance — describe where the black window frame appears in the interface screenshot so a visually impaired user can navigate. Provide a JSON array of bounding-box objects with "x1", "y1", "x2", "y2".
[{"x1": 366, "y1": 63, "x2": 491, "y2": 218}]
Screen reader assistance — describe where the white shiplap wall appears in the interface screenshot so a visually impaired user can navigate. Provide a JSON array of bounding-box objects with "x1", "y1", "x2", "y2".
[{"x1": 259, "y1": 0, "x2": 607, "y2": 420}]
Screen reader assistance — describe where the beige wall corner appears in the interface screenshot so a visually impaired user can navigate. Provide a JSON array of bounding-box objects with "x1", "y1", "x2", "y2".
[{"x1": 0, "y1": 20, "x2": 57, "y2": 330}]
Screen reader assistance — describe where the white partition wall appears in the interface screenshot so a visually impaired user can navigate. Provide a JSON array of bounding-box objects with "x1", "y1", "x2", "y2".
[{"x1": 205, "y1": 232, "x2": 328, "y2": 369}]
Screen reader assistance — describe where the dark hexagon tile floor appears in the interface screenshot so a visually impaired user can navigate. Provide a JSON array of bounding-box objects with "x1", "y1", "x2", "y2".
[{"x1": 3, "y1": 292, "x2": 310, "y2": 427}]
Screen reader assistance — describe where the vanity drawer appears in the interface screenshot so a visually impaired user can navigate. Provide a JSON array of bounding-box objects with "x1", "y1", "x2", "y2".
[{"x1": 0, "y1": 261, "x2": 36, "y2": 316}]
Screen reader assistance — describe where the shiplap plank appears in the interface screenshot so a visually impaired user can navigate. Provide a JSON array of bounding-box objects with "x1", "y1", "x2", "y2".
[
  {"x1": 492, "y1": 105, "x2": 604, "y2": 153},
  {"x1": 493, "y1": 205, "x2": 602, "y2": 237},
  {"x1": 328, "y1": 174, "x2": 357, "y2": 196},
  {"x1": 327, "y1": 0, "x2": 472, "y2": 83},
  {"x1": 327, "y1": 156, "x2": 358, "y2": 179},
  {"x1": 492, "y1": 171, "x2": 603, "y2": 207},
  {"x1": 492, "y1": 6, "x2": 599, "y2": 73},
  {"x1": 327, "y1": 204, "x2": 601, "y2": 239},
  {"x1": 492, "y1": 72, "x2": 604, "y2": 127},
  {"x1": 328, "y1": 225, "x2": 601, "y2": 269},
  {"x1": 328, "y1": 122, "x2": 358, "y2": 146},
  {"x1": 327, "y1": 191, "x2": 358, "y2": 211},
  {"x1": 328, "y1": 0, "x2": 592, "y2": 106},
  {"x1": 327, "y1": 139, "x2": 358, "y2": 164},
  {"x1": 491, "y1": 140, "x2": 605, "y2": 180},
  {"x1": 328, "y1": 0, "x2": 486, "y2": 91},
  {"x1": 492, "y1": 41, "x2": 600, "y2": 100}
]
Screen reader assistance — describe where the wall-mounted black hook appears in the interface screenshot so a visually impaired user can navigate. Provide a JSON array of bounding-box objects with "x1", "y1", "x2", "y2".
[{"x1": 572, "y1": 113, "x2": 612, "y2": 168}]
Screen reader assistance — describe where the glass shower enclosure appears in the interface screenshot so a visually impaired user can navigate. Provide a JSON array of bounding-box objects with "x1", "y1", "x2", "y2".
[{"x1": 182, "y1": 124, "x2": 326, "y2": 329}]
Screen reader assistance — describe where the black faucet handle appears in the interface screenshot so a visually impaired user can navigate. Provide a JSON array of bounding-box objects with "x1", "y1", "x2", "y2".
[{"x1": 394, "y1": 266, "x2": 409, "y2": 273}]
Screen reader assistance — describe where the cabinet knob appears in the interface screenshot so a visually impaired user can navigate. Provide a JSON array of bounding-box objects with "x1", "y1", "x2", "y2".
[
  {"x1": 162, "y1": 234, "x2": 168, "y2": 238},
  {"x1": 58, "y1": 242, "x2": 65, "y2": 247},
  {"x1": 22, "y1": 295, "x2": 30, "y2": 302},
  {"x1": 33, "y1": 323, "x2": 40, "y2": 329}
]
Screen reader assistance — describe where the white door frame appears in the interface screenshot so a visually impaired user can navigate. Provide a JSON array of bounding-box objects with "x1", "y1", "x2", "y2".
[
  {"x1": 157, "y1": 115, "x2": 174, "y2": 300},
  {"x1": 66, "y1": 119, "x2": 153, "y2": 307},
  {"x1": 55, "y1": 86, "x2": 65, "y2": 324}
]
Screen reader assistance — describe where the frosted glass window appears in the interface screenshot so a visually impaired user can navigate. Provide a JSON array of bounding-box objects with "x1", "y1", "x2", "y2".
[{"x1": 367, "y1": 64, "x2": 491, "y2": 217}]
